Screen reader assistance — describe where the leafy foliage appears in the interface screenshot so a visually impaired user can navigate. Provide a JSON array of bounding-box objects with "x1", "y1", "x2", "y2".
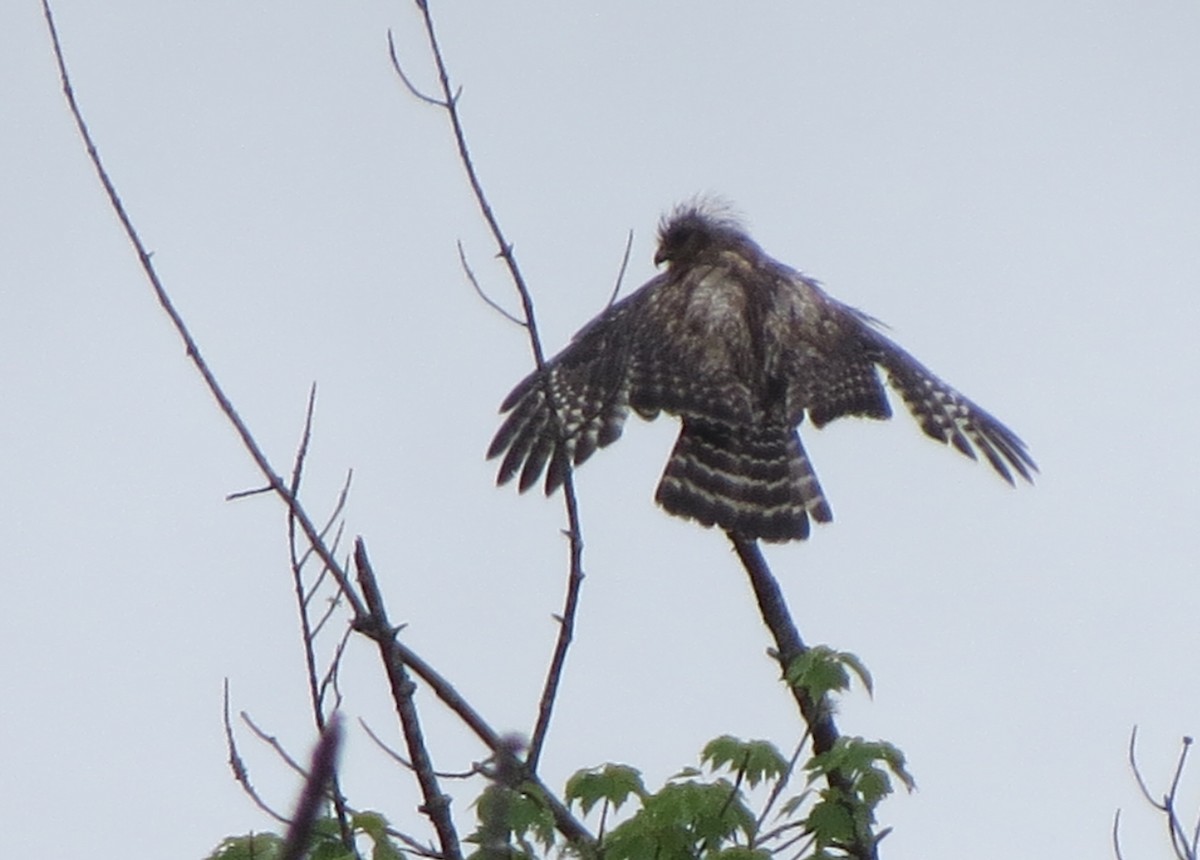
[
  {"x1": 560, "y1": 729, "x2": 911, "y2": 860},
  {"x1": 802, "y1": 738, "x2": 915, "y2": 857},
  {"x1": 603, "y1": 778, "x2": 757, "y2": 860}
]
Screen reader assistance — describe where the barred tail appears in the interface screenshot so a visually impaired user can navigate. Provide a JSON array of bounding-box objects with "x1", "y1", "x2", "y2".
[{"x1": 654, "y1": 421, "x2": 832, "y2": 543}]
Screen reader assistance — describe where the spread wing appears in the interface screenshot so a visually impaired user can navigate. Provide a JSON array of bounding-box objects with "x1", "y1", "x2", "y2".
[
  {"x1": 487, "y1": 281, "x2": 660, "y2": 495},
  {"x1": 861, "y1": 325, "x2": 1037, "y2": 483}
]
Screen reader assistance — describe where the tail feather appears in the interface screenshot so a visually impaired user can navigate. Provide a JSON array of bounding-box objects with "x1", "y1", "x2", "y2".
[{"x1": 654, "y1": 422, "x2": 832, "y2": 543}]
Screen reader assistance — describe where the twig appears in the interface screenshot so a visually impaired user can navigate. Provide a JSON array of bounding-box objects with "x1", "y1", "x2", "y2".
[
  {"x1": 1112, "y1": 809, "x2": 1126, "y2": 860},
  {"x1": 605, "y1": 229, "x2": 634, "y2": 309},
  {"x1": 242, "y1": 711, "x2": 309, "y2": 778},
  {"x1": 387, "y1": 29, "x2": 446, "y2": 106},
  {"x1": 754, "y1": 732, "x2": 811, "y2": 837},
  {"x1": 728, "y1": 532, "x2": 877, "y2": 860},
  {"x1": 1129, "y1": 727, "x2": 1165, "y2": 809},
  {"x1": 316, "y1": 625, "x2": 353, "y2": 712},
  {"x1": 222, "y1": 680, "x2": 289, "y2": 825},
  {"x1": 458, "y1": 240, "x2": 524, "y2": 326},
  {"x1": 397, "y1": 0, "x2": 588, "y2": 775},
  {"x1": 280, "y1": 715, "x2": 344, "y2": 860},
  {"x1": 40, "y1": 0, "x2": 368, "y2": 622},
  {"x1": 360, "y1": 718, "x2": 482, "y2": 778}
]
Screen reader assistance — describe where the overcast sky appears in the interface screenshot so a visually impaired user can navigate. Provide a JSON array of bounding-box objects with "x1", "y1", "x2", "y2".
[{"x1": 3, "y1": 2, "x2": 1199, "y2": 858}]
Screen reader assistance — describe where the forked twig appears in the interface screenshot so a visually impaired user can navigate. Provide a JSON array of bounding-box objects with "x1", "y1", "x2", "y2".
[{"x1": 1125, "y1": 728, "x2": 1200, "y2": 860}]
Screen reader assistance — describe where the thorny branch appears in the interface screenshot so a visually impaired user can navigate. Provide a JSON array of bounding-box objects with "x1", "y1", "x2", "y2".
[{"x1": 391, "y1": 1, "x2": 587, "y2": 774}]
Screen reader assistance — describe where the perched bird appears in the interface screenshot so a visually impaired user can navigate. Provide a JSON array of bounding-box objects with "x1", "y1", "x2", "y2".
[{"x1": 488, "y1": 202, "x2": 1035, "y2": 542}]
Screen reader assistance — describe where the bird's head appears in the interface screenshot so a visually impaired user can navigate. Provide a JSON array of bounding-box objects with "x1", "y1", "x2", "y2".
[{"x1": 654, "y1": 199, "x2": 745, "y2": 267}]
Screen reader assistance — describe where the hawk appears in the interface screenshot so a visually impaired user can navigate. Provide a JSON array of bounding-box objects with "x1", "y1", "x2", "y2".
[{"x1": 487, "y1": 202, "x2": 1035, "y2": 542}]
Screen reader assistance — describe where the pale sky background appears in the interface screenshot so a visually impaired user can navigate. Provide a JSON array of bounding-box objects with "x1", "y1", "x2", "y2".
[{"x1": 2, "y1": 2, "x2": 1199, "y2": 858}]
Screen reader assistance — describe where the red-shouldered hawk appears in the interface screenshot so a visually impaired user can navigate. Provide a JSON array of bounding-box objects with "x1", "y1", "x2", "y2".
[{"x1": 488, "y1": 202, "x2": 1036, "y2": 542}]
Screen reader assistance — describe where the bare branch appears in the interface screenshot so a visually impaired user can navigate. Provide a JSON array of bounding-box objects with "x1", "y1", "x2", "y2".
[
  {"x1": 45, "y1": 0, "x2": 591, "y2": 851},
  {"x1": 394, "y1": 0, "x2": 589, "y2": 775},
  {"x1": 41, "y1": 0, "x2": 368, "y2": 621}
]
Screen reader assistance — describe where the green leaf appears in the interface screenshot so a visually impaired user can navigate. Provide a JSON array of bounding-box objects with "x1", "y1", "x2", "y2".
[
  {"x1": 786, "y1": 647, "x2": 849, "y2": 701},
  {"x1": 786, "y1": 646, "x2": 873, "y2": 703},
  {"x1": 700, "y1": 737, "x2": 787, "y2": 789},
  {"x1": 566, "y1": 764, "x2": 646, "y2": 816},
  {"x1": 700, "y1": 736, "x2": 746, "y2": 772},
  {"x1": 804, "y1": 795, "x2": 855, "y2": 846}
]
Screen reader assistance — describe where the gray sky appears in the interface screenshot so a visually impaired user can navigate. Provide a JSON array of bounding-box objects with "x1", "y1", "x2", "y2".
[{"x1": 3, "y1": 2, "x2": 1199, "y2": 857}]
